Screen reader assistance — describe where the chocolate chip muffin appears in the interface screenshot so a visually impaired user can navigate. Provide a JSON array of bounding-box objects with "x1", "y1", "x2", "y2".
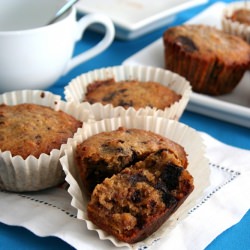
[
  {"x1": 64, "y1": 65, "x2": 192, "y2": 121},
  {"x1": 75, "y1": 127, "x2": 188, "y2": 195},
  {"x1": 0, "y1": 103, "x2": 82, "y2": 159},
  {"x1": 229, "y1": 8, "x2": 250, "y2": 25},
  {"x1": 84, "y1": 79, "x2": 181, "y2": 110},
  {"x1": 87, "y1": 149, "x2": 194, "y2": 243},
  {"x1": 163, "y1": 24, "x2": 250, "y2": 95},
  {"x1": 222, "y1": 2, "x2": 250, "y2": 43}
]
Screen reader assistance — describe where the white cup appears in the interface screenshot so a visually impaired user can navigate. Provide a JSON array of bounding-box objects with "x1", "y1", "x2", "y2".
[{"x1": 0, "y1": 0, "x2": 115, "y2": 93}]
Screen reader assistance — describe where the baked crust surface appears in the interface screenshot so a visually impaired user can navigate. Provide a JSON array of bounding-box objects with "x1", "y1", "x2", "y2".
[
  {"x1": 76, "y1": 127, "x2": 188, "y2": 195},
  {"x1": 163, "y1": 24, "x2": 250, "y2": 95},
  {"x1": 0, "y1": 103, "x2": 82, "y2": 159},
  {"x1": 85, "y1": 79, "x2": 181, "y2": 110}
]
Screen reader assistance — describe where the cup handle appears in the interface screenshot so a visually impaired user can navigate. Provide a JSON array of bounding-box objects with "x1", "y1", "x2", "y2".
[{"x1": 64, "y1": 13, "x2": 115, "y2": 74}]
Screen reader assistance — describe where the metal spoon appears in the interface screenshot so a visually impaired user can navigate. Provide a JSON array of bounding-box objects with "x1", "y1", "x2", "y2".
[{"x1": 47, "y1": 0, "x2": 79, "y2": 25}]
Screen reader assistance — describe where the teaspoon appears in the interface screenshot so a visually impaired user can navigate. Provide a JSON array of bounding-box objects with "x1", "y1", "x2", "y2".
[{"x1": 47, "y1": 0, "x2": 79, "y2": 25}]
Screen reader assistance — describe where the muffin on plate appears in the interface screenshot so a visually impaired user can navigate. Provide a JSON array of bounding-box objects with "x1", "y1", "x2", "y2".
[
  {"x1": 0, "y1": 90, "x2": 90, "y2": 192},
  {"x1": 163, "y1": 24, "x2": 250, "y2": 95},
  {"x1": 222, "y1": 1, "x2": 250, "y2": 43},
  {"x1": 64, "y1": 65, "x2": 191, "y2": 121}
]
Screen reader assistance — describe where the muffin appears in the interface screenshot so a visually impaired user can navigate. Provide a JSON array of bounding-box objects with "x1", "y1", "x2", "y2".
[
  {"x1": 0, "y1": 90, "x2": 90, "y2": 192},
  {"x1": 222, "y1": 1, "x2": 250, "y2": 43},
  {"x1": 87, "y1": 149, "x2": 194, "y2": 244},
  {"x1": 64, "y1": 65, "x2": 191, "y2": 121},
  {"x1": 163, "y1": 24, "x2": 250, "y2": 95},
  {"x1": 84, "y1": 79, "x2": 181, "y2": 110},
  {"x1": 229, "y1": 9, "x2": 250, "y2": 25},
  {"x1": 0, "y1": 103, "x2": 82, "y2": 159},
  {"x1": 75, "y1": 127, "x2": 188, "y2": 195},
  {"x1": 60, "y1": 116, "x2": 210, "y2": 248}
]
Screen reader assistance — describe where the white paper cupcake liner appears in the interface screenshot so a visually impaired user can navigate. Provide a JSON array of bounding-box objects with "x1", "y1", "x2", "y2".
[
  {"x1": 64, "y1": 65, "x2": 192, "y2": 121},
  {"x1": 60, "y1": 115, "x2": 210, "y2": 249},
  {"x1": 0, "y1": 90, "x2": 91, "y2": 192},
  {"x1": 222, "y1": 1, "x2": 250, "y2": 43}
]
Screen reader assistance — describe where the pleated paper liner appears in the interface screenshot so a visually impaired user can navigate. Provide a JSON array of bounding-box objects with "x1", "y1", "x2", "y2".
[
  {"x1": 64, "y1": 65, "x2": 192, "y2": 121},
  {"x1": 0, "y1": 90, "x2": 91, "y2": 192},
  {"x1": 222, "y1": 1, "x2": 250, "y2": 44},
  {"x1": 60, "y1": 115, "x2": 210, "y2": 249}
]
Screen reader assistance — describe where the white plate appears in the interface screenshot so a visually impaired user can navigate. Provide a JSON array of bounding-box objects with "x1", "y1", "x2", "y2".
[
  {"x1": 76, "y1": 0, "x2": 208, "y2": 40},
  {"x1": 123, "y1": 2, "x2": 250, "y2": 128}
]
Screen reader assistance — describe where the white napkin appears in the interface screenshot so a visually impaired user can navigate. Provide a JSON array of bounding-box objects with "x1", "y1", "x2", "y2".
[{"x1": 0, "y1": 132, "x2": 249, "y2": 250}]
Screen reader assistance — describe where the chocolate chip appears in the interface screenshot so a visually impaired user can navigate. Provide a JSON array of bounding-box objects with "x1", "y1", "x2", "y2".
[
  {"x1": 161, "y1": 192, "x2": 177, "y2": 208},
  {"x1": 131, "y1": 149, "x2": 139, "y2": 164},
  {"x1": 176, "y1": 36, "x2": 198, "y2": 52},
  {"x1": 102, "y1": 91, "x2": 117, "y2": 101},
  {"x1": 131, "y1": 190, "x2": 142, "y2": 203},
  {"x1": 136, "y1": 214, "x2": 145, "y2": 229},
  {"x1": 116, "y1": 147, "x2": 124, "y2": 153},
  {"x1": 117, "y1": 100, "x2": 133, "y2": 107},
  {"x1": 149, "y1": 200, "x2": 157, "y2": 209},
  {"x1": 35, "y1": 134, "x2": 42, "y2": 145},
  {"x1": 160, "y1": 163, "x2": 182, "y2": 191},
  {"x1": 130, "y1": 173, "x2": 148, "y2": 186},
  {"x1": 155, "y1": 180, "x2": 168, "y2": 193},
  {"x1": 118, "y1": 88, "x2": 127, "y2": 93},
  {"x1": 122, "y1": 206, "x2": 130, "y2": 213}
]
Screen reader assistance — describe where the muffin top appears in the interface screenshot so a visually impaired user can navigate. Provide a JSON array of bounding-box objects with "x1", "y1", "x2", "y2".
[
  {"x1": 0, "y1": 103, "x2": 82, "y2": 159},
  {"x1": 84, "y1": 79, "x2": 181, "y2": 110},
  {"x1": 75, "y1": 127, "x2": 188, "y2": 194},
  {"x1": 77, "y1": 127, "x2": 187, "y2": 169},
  {"x1": 163, "y1": 24, "x2": 250, "y2": 65},
  {"x1": 229, "y1": 8, "x2": 250, "y2": 25}
]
